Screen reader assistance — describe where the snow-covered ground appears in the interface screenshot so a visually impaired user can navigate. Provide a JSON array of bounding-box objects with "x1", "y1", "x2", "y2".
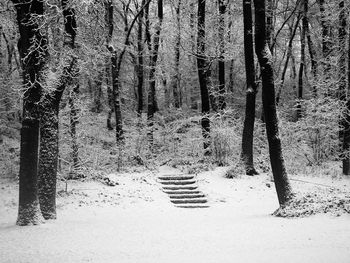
[{"x1": 1, "y1": 166, "x2": 350, "y2": 263}]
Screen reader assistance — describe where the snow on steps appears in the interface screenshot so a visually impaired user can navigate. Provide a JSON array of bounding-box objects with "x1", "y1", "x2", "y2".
[{"x1": 158, "y1": 174, "x2": 209, "y2": 209}]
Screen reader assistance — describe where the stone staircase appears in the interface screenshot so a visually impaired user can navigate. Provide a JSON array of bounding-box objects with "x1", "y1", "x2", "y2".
[{"x1": 158, "y1": 174, "x2": 209, "y2": 208}]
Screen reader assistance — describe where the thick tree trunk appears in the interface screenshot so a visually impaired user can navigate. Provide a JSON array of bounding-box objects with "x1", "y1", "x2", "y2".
[
  {"x1": 13, "y1": 0, "x2": 47, "y2": 226},
  {"x1": 38, "y1": 101, "x2": 59, "y2": 219},
  {"x1": 147, "y1": 0, "x2": 163, "y2": 147},
  {"x1": 17, "y1": 119, "x2": 43, "y2": 225},
  {"x1": 217, "y1": 0, "x2": 226, "y2": 110},
  {"x1": 241, "y1": 0, "x2": 258, "y2": 176},
  {"x1": 197, "y1": 0, "x2": 211, "y2": 153},
  {"x1": 172, "y1": 0, "x2": 182, "y2": 109},
  {"x1": 38, "y1": 0, "x2": 77, "y2": 219},
  {"x1": 253, "y1": 0, "x2": 293, "y2": 206}
]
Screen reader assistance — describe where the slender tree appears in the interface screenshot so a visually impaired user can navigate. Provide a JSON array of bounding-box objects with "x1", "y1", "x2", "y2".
[
  {"x1": 197, "y1": 0, "x2": 211, "y2": 153},
  {"x1": 253, "y1": 0, "x2": 293, "y2": 206},
  {"x1": 136, "y1": 0, "x2": 146, "y2": 117},
  {"x1": 338, "y1": 0, "x2": 348, "y2": 174},
  {"x1": 296, "y1": 0, "x2": 306, "y2": 119},
  {"x1": 241, "y1": 0, "x2": 258, "y2": 176},
  {"x1": 217, "y1": 0, "x2": 226, "y2": 110},
  {"x1": 172, "y1": 0, "x2": 182, "y2": 108},
  {"x1": 147, "y1": 0, "x2": 163, "y2": 146}
]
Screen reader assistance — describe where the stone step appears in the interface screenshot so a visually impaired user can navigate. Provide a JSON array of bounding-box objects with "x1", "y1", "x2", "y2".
[
  {"x1": 175, "y1": 205, "x2": 210, "y2": 209},
  {"x1": 159, "y1": 180, "x2": 196, "y2": 185},
  {"x1": 163, "y1": 190, "x2": 201, "y2": 195},
  {"x1": 169, "y1": 194, "x2": 205, "y2": 199},
  {"x1": 158, "y1": 176, "x2": 194, "y2": 181},
  {"x1": 170, "y1": 198, "x2": 207, "y2": 204},
  {"x1": 163, "y1": 186, "x2": 198, "y2": 191}
]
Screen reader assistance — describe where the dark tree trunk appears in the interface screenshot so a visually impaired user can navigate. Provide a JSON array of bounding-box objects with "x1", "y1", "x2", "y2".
[
  {"x1": 253, "y1": 0, "x2": 293, "y2": 206},
  {"x1": 91, "y1": 71, "x2": 104, "y2": 113},
  {"x1": 172, "y1": 0, "x2": 182, "y2": 109},
  {"x1": 147, "y1": 0, "x2": 163, "y2": 147},
  {"x1": 13, "y1": 0, "x2": 48, "y2": 226},
  {"x1": 38, "y1": 0, "x2": 77, "y2": 219},
  {"x1": 217, "y1": 0, "x2": 226, "y2": 110},
  {"x1": 304, "y1": 2, "x2": 317, "y2": 97},
  {"x1": 38, "y1": 100, "x2": 59, "y2": 220},
  {"x1": 319, "y1": 0, "x2": 332, "y2": 79},
  {"x1": 105, "y1": 0, "x2": 123, "y2": 141},
  {"x1": 136, "y1": 0, "x2": 145, "y2": 116},
  {"x1": 241, "y1": 0, "x2": 258, "y2": 176},
  {"x1": 17, "y1": 119, "x2": 43, "y2": 225},
  {"x1": 266, "y1": 0, "x2": 274, "y2": 53},
  {"x1": 197, "y1": 0, "x2": 211, "y2": 153},
  {"x1": 105, "y1": 1, "x2": 114, "y2": 130},
  {"x1": 338, "y1": 0, "x2": 348, "y2": 175},
  {"x1": 296, "y1": 0, "x2": 307, "y2": 120}
]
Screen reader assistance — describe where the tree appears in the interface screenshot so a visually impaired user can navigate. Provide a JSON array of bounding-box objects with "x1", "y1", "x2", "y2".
[
  {"x1": 217, "y1": 0, "x2": 227, "y2": 110},
  {"x1": 13, "y1": 0, "x2": 47, "y2": 226},
  {"x1": 147, "y1": 0, "x2": 163, "y2": 147},
  {"x1": 172, "y1": 0, "x2": 182, "y2": 109},
  {"x1": 253, "y1": 0, "x2": 293, "y2": 206},
  {"x1": 197, "y1": 0, "x2": 211, "y2": 153},
  {"x1": 241, "y1": 0, "x2": 258, "y2": 176}
]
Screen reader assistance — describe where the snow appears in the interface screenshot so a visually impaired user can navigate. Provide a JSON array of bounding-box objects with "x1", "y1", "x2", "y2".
[{"x1": 1, "y1": 166, "x2": 350, "y2": 263}]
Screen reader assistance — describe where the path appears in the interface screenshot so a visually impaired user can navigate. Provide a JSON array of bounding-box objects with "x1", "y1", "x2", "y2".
[{"x1": 158, "y1": 174, "x2": 209, "y2": 208}]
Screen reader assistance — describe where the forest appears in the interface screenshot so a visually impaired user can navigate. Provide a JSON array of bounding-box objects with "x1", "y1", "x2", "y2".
[{"x1": 1, "y1": 0, "x2": 350, "y2": 262}]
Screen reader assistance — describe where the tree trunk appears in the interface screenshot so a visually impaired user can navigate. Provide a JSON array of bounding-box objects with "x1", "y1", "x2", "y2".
[
  {"x1": 305, "y1": 2, "x2": 317, "y2": 97},
  {"x1": 217, "y1": 0, "x2": 226, "y2": 110},
  {"x1": 197, "y1": 0, "x2": 211, "y2": 153},
  {"x1": 38, "y1": 0, "x2": 77, "y2": 219},
  {"x1": 13, "y1": 0, "x2": 47, "y2": 226},
  {"x1": 338, "y1": 0, "x2": 348, "y2": 175},
  {"x1": 266, "y1": 0, "x2": 274, "y2": 53},
  {"x1": 91, "y1": 71, "x2": 104, "y2": 113},
  {"x1": 137, "y1": 0, "x2": 145, "y2": 117},
  {"x1": 319, "y1": 0, "x2": 332, "y2": 80},
  {"x1": 241, "y1": 0, "x2": 258, "y2": 176},
  {"x1": 172, "y1": 0, "x2": 182, "y2": 109},
  {"x1": 147, "y1": 0, "x2": 163, "y2": 147},
  {"x1": 17, "y1": 119, "x2": 43, "y2": 225},
  {"x1": 68, "y1": 84, "x2": 80, "y2": 178},
  {"x1": 253, "y1": 0, "x2": 293, "y2": 206},
  {"x1": 296, "y1": 0, "x2": 306, "y2": 120}
]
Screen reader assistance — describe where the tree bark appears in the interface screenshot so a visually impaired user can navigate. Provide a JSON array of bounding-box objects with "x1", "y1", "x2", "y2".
[
  {"x1": 147, "y1": 0, "x2": 163, "y2": 147},
  {"x1": 13, "y1": 0, "x2": 47, "y2": 226},
  {"x1": 217, "y1": 0, "x2": 226, "y2": 110},
  {"x1": 38, "y1": 0, "x2": 77, "y2": 219},
  {"x1": 136, "y1": 0, "x2": 145, "y2": 116},
  {"x1": 253, "y1": 0, "x2": 293, "y2": 206},
  {"x1": 296, "y1": 0, "x2": 306, "y2": 120},
  {"x1": 17, "y1": 119, "x2": 43, "y2": 225},
  {"x1": 241, "y1": 0, "x2": 258, "y2": 176},
  {"x1": 172, "y1": 0, "x2": 182, "y2": 109},
  {"x1": 338, "y1": 0, "x2": 348, "y2": 175},
  {"x1": 197, "y1": 0, "x2": 211, "y2": 153}
]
